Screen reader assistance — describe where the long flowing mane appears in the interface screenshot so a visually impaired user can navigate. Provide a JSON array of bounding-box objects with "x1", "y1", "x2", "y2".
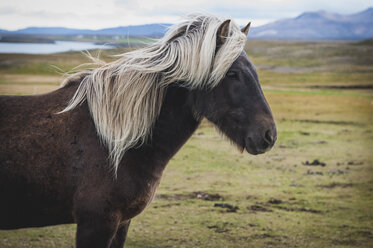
[{"x1": 61, "y1": 13, "x2": 246, "y2": 174}]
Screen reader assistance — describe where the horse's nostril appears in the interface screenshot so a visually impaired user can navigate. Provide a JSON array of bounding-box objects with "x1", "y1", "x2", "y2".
[{"x1": 264, "y1": 130, "x2": 273, "y2": 145}]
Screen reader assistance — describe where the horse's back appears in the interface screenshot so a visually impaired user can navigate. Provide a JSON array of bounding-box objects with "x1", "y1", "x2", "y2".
[{"x1": 0, "y1": 88, "x2": 74, "y2": 170}]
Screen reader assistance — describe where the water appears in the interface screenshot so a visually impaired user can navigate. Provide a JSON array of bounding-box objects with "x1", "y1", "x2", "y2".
[{"x1": 0, "y1": 40, "x2": 116, "y2": 54}]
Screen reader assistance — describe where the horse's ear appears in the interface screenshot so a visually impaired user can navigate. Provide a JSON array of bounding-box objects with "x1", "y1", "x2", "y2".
[
  {"x1": 216, "y1": 19, "x2": 231, "y2": 49},
  {"x1": 241, "y1": 22, "x2": 251, "y2": 36}
]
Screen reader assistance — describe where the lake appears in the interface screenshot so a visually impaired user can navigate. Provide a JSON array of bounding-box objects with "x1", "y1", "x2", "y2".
[{"x1": 0, "y1": 40, "x2": 116, "y2": 54}]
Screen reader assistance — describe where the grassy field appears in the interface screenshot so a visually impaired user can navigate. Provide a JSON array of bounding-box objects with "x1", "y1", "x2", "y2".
[{"x1": 0, "y1": 41, "x2": 372, "y2": 248}]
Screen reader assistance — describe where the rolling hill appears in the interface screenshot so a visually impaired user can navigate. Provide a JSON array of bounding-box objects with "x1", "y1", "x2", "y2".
[
  {"x1": 8, "y1": 24, "x2": 171, "y2": 37},
  {"x1": 249, "y1": 7, "x2": 373, "y2": 40},
  {"x1": 0, "y1": 8, "x2": 372, "y2": 40}
]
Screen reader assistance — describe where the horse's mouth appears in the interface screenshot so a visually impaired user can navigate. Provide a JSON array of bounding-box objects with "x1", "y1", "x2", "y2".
[{"x1": 244, "y1": 137, "x2": 266, "y2": 155}]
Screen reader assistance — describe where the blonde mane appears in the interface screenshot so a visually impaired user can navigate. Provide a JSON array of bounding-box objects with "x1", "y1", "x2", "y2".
[{"x1": 61, "y1": 13, "x2": 246, "y2": 174}]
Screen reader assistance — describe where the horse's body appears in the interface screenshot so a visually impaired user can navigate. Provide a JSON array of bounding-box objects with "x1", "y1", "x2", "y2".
[
  {"x1": 0, "y1": 79, "x2": 199, "y2": 247},
  {"x1": 0, "y1": 14, "x2": 276, "y2": 248}
]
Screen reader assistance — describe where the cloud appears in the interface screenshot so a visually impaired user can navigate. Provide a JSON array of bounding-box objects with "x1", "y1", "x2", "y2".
[
  {"x1": 0, "y1": 6, "x2": 19, "y2": 15},
  {"x1": 0, "y1": 0, "x2": 371, "y2": 30}
]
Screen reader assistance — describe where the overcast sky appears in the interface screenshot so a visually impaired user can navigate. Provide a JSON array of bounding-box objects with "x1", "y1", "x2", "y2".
[{"x1": 0, "y1": 0, "x2": 372, "y2": 30}]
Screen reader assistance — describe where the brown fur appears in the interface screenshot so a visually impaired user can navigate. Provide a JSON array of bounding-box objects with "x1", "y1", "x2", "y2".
[{"x1": 0, "y1": 77, "x2": 201, "y2": 247}]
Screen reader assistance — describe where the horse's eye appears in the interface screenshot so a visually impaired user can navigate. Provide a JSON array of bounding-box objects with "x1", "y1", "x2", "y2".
[{"x1": 226, "y1": 71, "x2": 238, "y2": 79}]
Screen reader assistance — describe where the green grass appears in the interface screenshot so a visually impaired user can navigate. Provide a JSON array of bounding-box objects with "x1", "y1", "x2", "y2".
[{"x1": 0, "y1": 40, "x2": 372, "y2": 247}]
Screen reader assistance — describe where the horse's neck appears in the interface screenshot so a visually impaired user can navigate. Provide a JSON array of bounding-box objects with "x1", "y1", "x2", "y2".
[
  {"x1": 153, "y1": 85, "x2": 200, "y2": 157},
  {"x1": 118, "y1": 85, "x2": 200, "y2": 177}
]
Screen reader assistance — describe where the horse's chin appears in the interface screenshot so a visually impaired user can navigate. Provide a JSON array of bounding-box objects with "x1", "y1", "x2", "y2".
[
  {"x1": 244, "y1": 137, "x2": 266, "y2": 155},
  {"x1": 245, "y1": 144, "x2": 261, "y2": 155}
]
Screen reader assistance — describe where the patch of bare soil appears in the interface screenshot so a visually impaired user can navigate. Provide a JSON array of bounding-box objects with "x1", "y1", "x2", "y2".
[
  {"x1": 317, "y1": 182, "x2": 355, "y2": 189},
  {"x1": 207, "y1": 226, "x2": 230, "y2": 233},
  {"x1": 303, "y1": 159, "x2": 326, "y2": 167},
  {"x1": 214, "y1": 203, "x2": 239, "y2": 212},
  {"x1": 192, "y1": 192, "x2": 223, "y2": 201},
  {"x1": 347, "y1": 161, "x2": 364, "y2": 166},
  {"x1": 336, "y1": 161, "x2": 364, "y2": 166},
  {"x1": 306, "y1": 170, "x2": 324, "y2": 175},
  {"x1": 251, "y1": 233, "x2": 273, "y2": 239},
  {"x1": 299, "y1": 131, "x2": 310, "y2": 135},
  {"x1": 247, "y1": 205, "x2": 273, "y2": 212},
  {"x1": 207, "y1": 222, "x2": 232, "y2": 233},
  {"x1": 328, "y1": 169, "x2": 347, "y2": 175},
  {"x1": 274, "y1": 206, "x2": 322, "y2": 214},
  {"x1": 251, "y1": 233, "x2": 287, "y2": 244},
  {"x1": 312, "y1": 140, "x2": 327, "y2": 145},
  {"x1": 267, "y1": 198, "x2": 283, "y2": 204}
]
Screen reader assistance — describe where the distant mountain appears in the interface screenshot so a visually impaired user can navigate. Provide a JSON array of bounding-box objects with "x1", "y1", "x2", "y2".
[
  {"x1": 96, "y1": 24, "x2": 170, "y2": 36},
  {"x1": 0, "y1": 8, "x2": 372, "y2": 40},
  {"x1": 249, "y1": 7, "x2": 373, "y2": 40},
  {"x1": 15, "y1": 27, "x2": 95, "y2": 35},
  {"x1": 2, "y1": 24, "x2": 171, "y2": 37}
]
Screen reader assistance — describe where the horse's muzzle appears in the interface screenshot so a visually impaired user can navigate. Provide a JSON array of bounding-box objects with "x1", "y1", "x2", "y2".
[{"x1": 245, "y1": 126, "x2": 277, "y2": 155}]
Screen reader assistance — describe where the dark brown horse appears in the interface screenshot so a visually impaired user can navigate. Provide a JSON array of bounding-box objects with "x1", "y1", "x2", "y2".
[{"x1": 0, "y1": 14, "x2": 276, "y2": 248}]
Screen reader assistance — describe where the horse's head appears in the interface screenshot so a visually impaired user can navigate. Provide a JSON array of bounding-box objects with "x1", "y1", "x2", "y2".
[{"x1": 189, "y1": 21, "x2": 277, "y2": 155}]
